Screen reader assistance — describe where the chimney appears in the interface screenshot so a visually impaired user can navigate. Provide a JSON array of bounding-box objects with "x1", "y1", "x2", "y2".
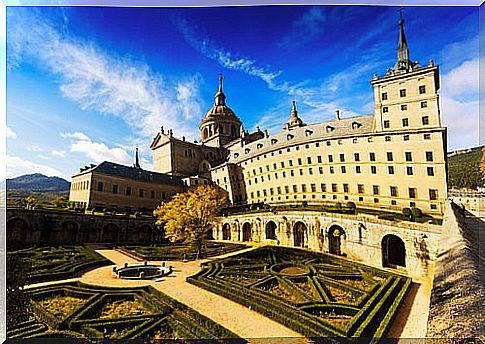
[{"x1": 336, "y1": 110, "x2": 341, "y2": 120}]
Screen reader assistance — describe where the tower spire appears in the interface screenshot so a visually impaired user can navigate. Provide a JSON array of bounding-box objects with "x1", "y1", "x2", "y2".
[
  {"x1": 394, "y1": 11, "x2": 413, "y2": 72},
  {"x1": 134, "y1": 147, "x2": 140, "y2": 169},
  {"x1": 290, "y1": 100, "x2": 298, "y2": 118},
  {"x1": 214, "y1": 73, "x2": 226, "y2": 106}
]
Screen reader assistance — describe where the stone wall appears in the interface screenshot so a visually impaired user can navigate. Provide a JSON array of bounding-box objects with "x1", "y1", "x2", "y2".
[{"x1": 426, "y1": 202, "x2": 485, "y2": 338}]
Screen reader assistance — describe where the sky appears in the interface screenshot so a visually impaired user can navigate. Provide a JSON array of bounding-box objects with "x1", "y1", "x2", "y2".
[{"x1": 4, "y1": 4, "x2": 481, "y2": 180}]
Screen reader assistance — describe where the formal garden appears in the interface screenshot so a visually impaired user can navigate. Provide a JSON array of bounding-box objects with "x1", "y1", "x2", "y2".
[
  {"x1": 7, "y1": 282, "x2": 243, "y2": 341},
  {"x1": 8, "y1": 245, "x2": 112, "y2": 283},
  {"x1": 188, "y1": 246, "x2": 412, "y2": 339},
  {"x1": 117, "y1": 240, "x2": 248, "y2": 261}
]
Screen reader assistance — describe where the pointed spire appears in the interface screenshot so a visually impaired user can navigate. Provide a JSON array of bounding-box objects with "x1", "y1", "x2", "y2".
[
  {"x1": 290, "y1": 100, "x2": 298, "y2": 118},
  {"x1": 134, "y1": 147, "x2": 140, "y2": 169},
  {"x1": 394, "y1": 11, "x2": 413, "y2": 72},
  {"x1": 284, "y1": 100, "x2": 305, "y2": 131},
  {"x1": 214, "y1": 73, "x2": 226, "y2": 106}
]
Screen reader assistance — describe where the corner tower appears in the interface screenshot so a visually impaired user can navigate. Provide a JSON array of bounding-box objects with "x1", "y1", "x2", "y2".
[
  {"x1": 371, "y1": 16, "x2": 441, "y2": 132},
  {"x1": 199, "y1": 74, "x2": 242, "y2": 147}
]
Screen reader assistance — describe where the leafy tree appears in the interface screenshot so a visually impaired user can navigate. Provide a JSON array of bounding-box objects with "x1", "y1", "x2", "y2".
[
  {"x1": 6, "y1": 254, "x2": 32, "y2": 330},
  {"x1": 52, "y1": 195, "x2": 69, "y2": 208},
  {"x1": 153, "y1": 185, "x2": 227, "y2": 259},
  {"x1": 24, "y1": 195, "x2": 37, "y2": 209}
]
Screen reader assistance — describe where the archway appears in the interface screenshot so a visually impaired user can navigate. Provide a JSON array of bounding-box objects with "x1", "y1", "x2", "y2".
[
  {"x1": 328, "y1": 225, "x2": 345, "y2": 255},
  {"x1": 102, "y1": 224, "x2": 119, "y2": 243},
  {"x1": 138, "y1": 225, "x2": 153, "y2": 243},
  {"x1": 382, "y1": 234, "x2": 406, "y2": 268},
  {"x1": 265, "y1": 221, "x2": 277, "y2": 240},
  {"x1": 242, "y1": 222, "x2": 251, "y2": 242},
  {"x1": 293, "y1": 222, "x2": 307, "y2": 248},
  {"x1": 206, "y1": 228, "x2": 214, "y2": 240},
  {"x1": 6, "y1": 218, "x2": 29, "y2": 243},
  {"x1": 222, "y1": 223, "x2": 231, "y2": 240},
  {"x1": 59, "y1": 221, "x2": 79, "y2": 243}
]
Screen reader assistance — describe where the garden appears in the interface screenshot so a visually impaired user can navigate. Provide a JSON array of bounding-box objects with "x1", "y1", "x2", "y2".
[
  {"x1": 187, "y1": 246, "x2": 412, "y2": 340},
  {"x1": 117, "y1": 240, "x2": 248, "y2": 261},
  {"x1": 7, "y1": 282, "x2": 244, "y2": 341},
  {"x1": 8, "y1": 245, "x2": 112, "y2": 283}
]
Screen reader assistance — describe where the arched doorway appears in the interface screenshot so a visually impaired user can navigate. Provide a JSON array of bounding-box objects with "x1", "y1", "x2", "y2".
[
  {"x1": 293, "y1": 222, "x2": 307, "y2": 248},
  {"x1": 102, "y1": 224, "x2": 118, "y2": 243},
  {"x1": 265, "y1": 221, "x2": 277, "y2": 240},
  {"x1": 206, "y1": 228, "x2": 214, "y2": 240},
  {"x1": 328, "y1": 225, "x2": 345, "y2": 255},
  {"x1": 59, "y1": 221, "x2": 79, "y2": 242},
  {"x1": 222, "y1": 223, "x2": 231, "y2": 240},
  {"x1": 6, "y1": 218, "x2": 29, "y2": 243},
  {"x1": 242, "y1": 222, "x2": 251, "y2": 242},
  {"x1": 138, "y1": 225, "x2": 153, "y2": 243},
  {"x1": 382, "y1": 234, "x2": 406, "y2": 268}
]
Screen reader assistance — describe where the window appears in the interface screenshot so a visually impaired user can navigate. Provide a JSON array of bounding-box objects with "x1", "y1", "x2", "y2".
[
  {"x1": 385, "y1": 136, "x2": 392, "y2": 142},
  {"x1": 308, "y1": 168, "x2": 313, "y2": 175},
  {"x1": 384, "y1": 120, "x2": 390, "y2": 129},
  {"x1": 277, "y1": 187, "x2": 281, "y2": 194},
  {"x1": 402, "y1": 118, "x2": 409, "y2": 127},
  {"x1": 401, "y1": 104, "x2": 407, "y2": 111},
  {"x1": 139, "y1": 189, "x2": 144, "y2": 198},
  {"x1": 383, "y1": 106, "x2": 389, "y2": 113},
  {"x1": 390, "y1": 186, "x2": 398, "y2": 197},
  {"x1": 126, "y1": 186, "x2": 131, "y2": 196},
  {"x1": 373, "y1": 185, "x2": 379, "y2": 195},
  {"x1": 263, "y1": 189, "x2": 267, "y2": 197},
  {"x1": 301, "y1": 184, "x2": 307, "y2": 192},
  {"x1": 321, "y1": 183, "x2": 326, "y2": 192},
  {"x1": 257, "y1": 191, "x2": 261, "y2": 197},
  {"x1": 285, "y1": 186, "x2": 289, "y2": 194},
  {"x1": 424, "y1": 133, "x2": 431, "y2": 140},
  {"x1": 386, "y1": 152, "x2": 394, "y2": 161},
  {"x1": 339, "y1": 154, "x2": 345, "y2": 162},
  {"x1": 419, "y1": 85, "x2": 426, "y2": 94},
  {"x1": 369, "y1": 152, "x2": 376, "y2": 161},
  {"x1": 421, "y1": 101, "x2": 428, "y2": 108},
  {"x1": 356, "y1": 166, "x2": 361, "y2": 174},
  {"x1": 112, "y1": 184, "x2": 118, "y2": 194},
  {"x1": 332, "y1": 184, "x2": 338, "y2": 192},
  {"x1": 358, "y1": 184, "x2": 364, "y2": 194},
  {"x1": 431, "y1": 204, "x2": 437, "y2": 210},
  {"x1": 151, "y1": 190, "x2": 155, "y2": 199},
  {"x1": 409, "y1": 188, "x2": 417, "y2": 199},
  {"x1": 343, "y1": 184, "x2": 349, "y2": 193},
  {"x1": 326, "y1": 141, "x2": 331, "y2": 146},
  {"x1": 298, "y1": 158, "x2": 302, "y2": 165},
  {"x1": 299, "y1": 169, "x2": 303, "y2": 176},
  {"x1": 388, "y1": 166, "x2": 395, "y2": 174},
  {"x1": 371, "y1": 166, "x2": 377, "y2": 174},
  {"x1": 307, "y1": 157, "x2": 312, "y2": 164},
  {"x1": 341, "y1": 166, "x2": 346, "y2": 173},
  {"x1": 311, "y1": 184, "x2": 316, "y2": 192},
  {"x1": 429, "y1": 189, "x2": 438, "y2": 200},
  {"x1": 400, "y1": 89, "x2": 406, "y2": 97},
  {"x1": 353, "y1": 138, "x2": 358, "y2": 144},
  {"x1": 374, "y1": 198, "x2": 379, "y2": 203},
  {"x1": 405, "y1": 152, "x2": 413, "y2": 162},
  {"x1": 319, "y1": 167, "x2": 324, "y2": 174},
  {"x1": 426, "y1": 151, "x2": 434, "y2": 162},
  {"x1": 391, "y1": 200, "x2": 397, "y2": 205},
  {"x1": 422, "y1": 116, "x2": 429, "y2": 125},
  {"x1": 162, "y1": 191, "x2": 166, "y2": 199},
  {"x1": 427, "y1": 167, "x2": 435, "y2": 176},
  {"x1": 354, "y1": 153, "x2": 360, "y2": 162},
  {"x1": 328, "y1": 155, "x2": 333, "y2": 162},
  {"x1": 404, "y1": 134, "x2": 410, "y2": 141},
  {"x1": 382, "y1": 92, "x2": 388, "y2": 100},
  {"x1": 317, "y1": 156, "x2": 322, "y2": 163},
  {"x1": 281, "y1": 161, "x2": 285, "y2": 168},
  {"x1": 289, "y1": 160, "x2": 293, "y2": 167},
  {"x1": 290, "y1": 170, "x2": 294, "y2": 177},
  {"x1": 330, "y1": 167, "x2": 335, "y2": 174},
  {"x1": 97, "y1": 181, "x2": 103, "y2": 192},
  {"x1": 407, "y1": 166, "x2": 413, "y2": 175},
  {"x1": 293, "y1": 185, "x2": 298, "y2": 193}
]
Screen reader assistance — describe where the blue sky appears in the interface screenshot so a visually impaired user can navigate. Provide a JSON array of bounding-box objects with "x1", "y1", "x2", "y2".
[{"x1": 5, "y1": 5, "x2": 480, "y2": 179}]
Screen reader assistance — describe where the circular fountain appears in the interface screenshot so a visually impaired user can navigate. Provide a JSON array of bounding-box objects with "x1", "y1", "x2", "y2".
[{"x1": 113, "y1": 262, "x2": 173, "y2": 280}]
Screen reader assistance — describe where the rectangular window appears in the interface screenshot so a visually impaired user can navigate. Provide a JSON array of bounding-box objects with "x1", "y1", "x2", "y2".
[
  {"x1": 427, "y1": 167, "x2": 434, "y2": 176},
  {"x1": 311, "y1": 184, "x2": 316, "y2": 192},
  {"x1": 384, "y1": 120, "x2": 390, "y2": 129},
  {"x1": 263, "y1": 189, "x2": 267, "y2": 197},
  {"x1": 285, "y1": 186, "x2": 289, "y2": 194},
  {"x1": 298, "y1": 158, "x2": 302, "y2": 165},
  {"x1": 301, "y1": 184, "x2": 307, "y2": 192},
  {"x1": 402, "y1": 118, "x2": 409, "y2": 127},
  {"x1": 419, "y1": 85, "x2": 426, "y2": 94},
  {"x1": 424, "y1": 133, "x2": 431, "y2": 140},
  {"x1": 282, "y1": 171, "x2": 286, "y2": 178},
  {"x1": 400, "y1": 89, "x2": 406, "y2": 97},
  {"x1": 290, "y1": 170, "x2": 294, "y2": 177},
  {"x1": 139, "y1": 189, "x2": 144, "y2": 198},
  {"x1": 126, "y1": 186, "x2": 131, "y2": 196},
  {"x1": 373, "y1": 185, "x2": 379, "y2": 195},
  {"x1": 421, "y1": 101, "x2": 428, "y2": 108},
  {"x1": 328, "y1": 155, "x2": 333, "y2": 163},
  {"x1": 112, "y1": 184, "x2": 118, "y2": 194},
  {"x1": 422, "y1": 116, "x2": 429, "y2": 125},
  {"x1": 332, "y1": 184, "x2": 338, "y2": 193},
  {"x1": 341, "y1": 166, "x2": 346, "y2": 173},
  {"x1": 317, "y1": 156, "x2": 322, "y2": 163},
  {"x1": 343, "y1": 184, "x2": 349, "y2": 193},
  {"x1": 407, "y1": 166, "x2": 413, "y2": 175},
  {"x1": 369, "y1": 152, "x2": 376, "y2": 161},
  {"x1": 277, "y1": 187, "x2": 281, "y2": 194},
  {"x1": 387, "y1": 152, "x2": 393, "y2": 161},
  {"x1": 339, "y1": 154, "x2": 345, "y2": 162},
  {"x1": 289, "y1": 160, "x2": 293, "y2": 167},
  {"x1": 358, "y1": 184, "x2": 364, "y2": 194},
  {"x1": 401, "y1": 104, "x2": 407, "y2": 111},
  {"x1": 409, "y1": 188, "x2": 417, "y2": 199},
  {"x1": 307, "y1": 157, "x2": 312, "y2": 164},
  {"x1": 388, "y1": 166, "x2": 394, "y2": 174},
  {"x1": 356, "y1": 166, "x2": 361, "y2": 174},
  {"x1": 330, "y1": 166, "x2": 335, "y2": 174},
  {"x1": 97, "y1": 181, "x2": 103, "y2": 192},
  {"x1": 162, "y1": 191, "x2": 166, "y2": 199},
  {"x1": 385, "y1": 136, "x2": 392, "y2": 142},
  {"x1": 354, "y1": 153, "x2": 360, "y2": 161},
  {"x1": 321, "y1": 183, "x2": 326, "y2": 192},
  {"x1": 319, "y1": 167, "x2": 324, "y2": 174},
  {"x1": 371, "y1": 166, "x2": 377, "y2": 174},
  {"x1": 429, "y1": 189, "x2": 438, "y2": 200},
  {"x1": 151, "y1": 190, "x2": 155, "y2": 199},
  {"x1": 257, "y1": 190, "x2": 261, "y2": 197},
  {"x1": 382, "y1": 92, "x2": 388, "y2": 100},
  {"x1": 404, "y1": 134, "x2": 410, "y2": 141},
  {"x1": 299, "y1": 169, "x2": 303, "y2": 176},
  {"x1": 293, "y1": 185, "x2": 298, "y2": 193},
  {"x1": 405, "y1": 152, "x2": 413, "y2": 162},
  {"x1": 308, "y1": 168, "x2": 313, "y2": 175},
  {"x1": 426, "y1": 151, "x2": 434, "y2": 161},
  {"x1": 390, "y1": 186, "x2": 398, "y2": 197},
  {"x1": 383, "y1": 106, "x2": 389, "y2": 113}
]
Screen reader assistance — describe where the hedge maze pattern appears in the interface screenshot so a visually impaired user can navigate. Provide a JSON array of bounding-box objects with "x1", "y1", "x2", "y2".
[
  {"x1": 188, "y1": 246, "x2": 411, "y2": 340},
  {"x1": 9, "y1": 245, "x2": 112, "y2": 283},
  {"x1": 118, "y1": 240, "x2": 248, "y2": 261},
  {"x1": 8, "y1": 282, "x2": 244, "y2": 341}
]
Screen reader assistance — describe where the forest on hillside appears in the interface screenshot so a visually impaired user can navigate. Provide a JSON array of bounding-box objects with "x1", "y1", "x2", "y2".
[{"x1": 447, "y1": 147, "x2": 484, "y2": 190}]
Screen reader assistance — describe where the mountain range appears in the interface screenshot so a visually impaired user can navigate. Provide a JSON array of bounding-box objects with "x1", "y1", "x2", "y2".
[{"x1": 2, "y1": 173, "x2": 70, "y2": 192}]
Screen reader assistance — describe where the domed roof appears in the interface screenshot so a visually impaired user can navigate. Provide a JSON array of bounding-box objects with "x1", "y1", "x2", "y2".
[{"x1": 199, "y1": 74, "x2": 241, "y2": 127}]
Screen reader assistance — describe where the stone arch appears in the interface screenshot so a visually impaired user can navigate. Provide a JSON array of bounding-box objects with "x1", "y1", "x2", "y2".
[
  {"x1": 206, "y1": 227, "x2": 214, "y2": 240},
  {"x1": 198, "y1": 160, "x2": 211, "y2": 173},
  {"x1": 138, "y1": 224, "x2": 153, "y2": 243},
  {"x1": 203, "y1": 127, "x2": 209, "y2": 139},
  {"x1": 222, "y1": 223, "x2": 231, "y2": 240},
  {"x1": 242, "y1": 222, "x2": 252, "y2": 242},
  {"x1": 382, "y1": 234, "x2": 406, "y2": 268},
  {"x1": 59, "y1": 221, "x2": 79, "y2": 243},
  {"x1": 102, "y1": 223, "x2": 119, "y2": 243},
  {"x1": 6, "y1": 217, "x2": 29, "y2": 243},
  {"x1": 328, "y1": 224, "x2": 346, "y2": 255},
  {"x1": 293, "y1": 221, "x2": 307, "y2": 248},
  {"x1": 265, "y1": 221, "x2": 277, "y2": 240}
]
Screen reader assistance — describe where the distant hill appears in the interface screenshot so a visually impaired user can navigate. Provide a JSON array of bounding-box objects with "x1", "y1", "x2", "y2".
[
  {"x1": 447, "y1": 146, "x2": 484, "y2": 190},
  {"x1": 5, "y1": 173, "x2": 70, "y2": 192}
]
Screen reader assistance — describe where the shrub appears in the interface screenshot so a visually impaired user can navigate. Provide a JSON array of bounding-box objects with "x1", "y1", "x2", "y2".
[
  {"x1": 402, "y1": 208, "x2": 412, "y2": 219},
  {"x1": 411, "y1": 207, "x2": 423, "y2": 219}
]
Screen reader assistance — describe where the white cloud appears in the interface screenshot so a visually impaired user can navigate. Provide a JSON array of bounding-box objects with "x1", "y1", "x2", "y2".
[
  {"x1": 63, "y1": 131, "x2": 132, "y2": 165},
  {"x1": 27, "y1": 145, "x2": 42, "y2": 152},
  {"x1": 7, "y1": 155, "x2": 65, "y2": 179},
  {"x1": 441, "y1": 96, "x2": 479, "y2": 150},
  {"x1": 8, "y1": 9, "x2": 202, "y2": 140},
  {"x1": 6, "y1": 126, "x2": 16, "y2": 138},
  {"x1": 441, "y1": 58, "x2": 479, "y2": 97},
  {"x1": 51, "y1": 150, "x2": 65, "y2": 158}
]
